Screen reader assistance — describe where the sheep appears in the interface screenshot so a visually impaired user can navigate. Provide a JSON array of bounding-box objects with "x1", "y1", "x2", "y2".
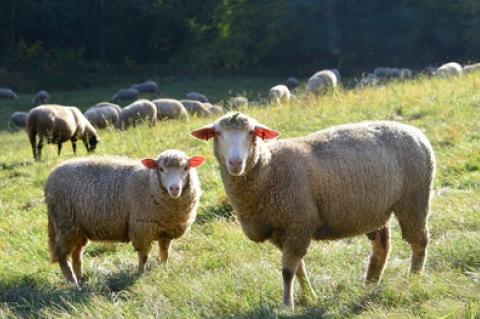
[
  {"x1": 330, "y1": 68, "x2": 341, "y2": 82},
  {"x1": 131, "y1": 80, "x2": 158, "y2": 94},
  {"x1": 463, "y1": 63, "x2": 480, "y2": 74},
  {"x1": 436, "y1": 62, "x2": 463, "y2": 77},
  {"x1": 268, "y1": 85, "x2": 291, "y2": 104},
  {"x1": 355, "y1": 73, "x2": 379, "y2": 89},
  {"x1": 152, "y1": 98, "x2": 189, "y2": 120},
  {"x1": 112, "y1": 88, "x2": 139, "y2": 103},
  {"x1": 204, "y1": 103, "x2": 224, "y2": 115},
  {"x1": 192, "y1": 112, "x2": 435, "y2": 308},
  {"x1": 32, "y1": 90, "x2": 50, "y2": 106},
  {"x1": 45, "y1": 150, "x2": 206, "y2": 284},
  {"x1": 27, "y1": 104, "x2": 99, "y2": 160},
  {"x1": 231, "y1": 96, "x2": 248, "y2": 110},
  {"x1": 84, "y1": 106, "x2": 119, "y2": 129},
  {"x1": 180, "y1": 99, "x2": 211, "y2": 117},
  {"x1": 8, "y1": 111, "x2": 28, "y2": 131},
  {"x1": 286, "y1": 77, "x2": 300, "y2": 90},
  {"x1": 400, "y1": 68, "x2": 413, "y2": 79},
  {"x1": 87, "y1": 102, "x2": 122, "y2": 114},
  {"x1": 185, "y1": 91, "x2": 209, "y2": 103},
  {"x1": 115, "y1": 99, "x2": 157, "y2": 130},
  {"x1": 306, "y1": 70, "x2": 337, "y2": 95},
  {"x1": 0, "y1": 88, "x2": 18, "y2": 99}
]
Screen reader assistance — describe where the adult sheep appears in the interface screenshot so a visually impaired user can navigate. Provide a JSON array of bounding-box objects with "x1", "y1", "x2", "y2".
[
  {"x1": 0, "y1": 88, "x2": 18, "y2": 99},
  {"x1": 231, "y1": 96, "x2": 248, "y2": 110},
  {"x1": 286, "y1": 77, "x2": 300, "y2": 90},
  {"x1": 131, "y1": 80, "x2": 158, "y2": 94},
  {"x1": 180, "y1": 100, "x2": 211, "y2": 117},
  {"x1": 8, "y1": 111, "x2": 28, "y2": 131},
  {"x1": 27, "y1": 104, "x2": 99, "y2": 160},
  {"x1": 192, "y1": 112, "x2": 435, "y2": 308},
  {"x1": 186, "y1": 91, "x2": 209, "y2": 103},
  {"x1": 84, "y1": 106, "x2": 119, "y2": 129},
  {"x1": 306, "y1": 70, "x2": 337, "y2": 95},
  {"x1": 115, "y1": 99, "x2": 157, "y2": 130},
  {"x1": 436, "y1": 62, "x2": 462, "y2": 77},
  {"x1": 87, "y1": 102, "x2": 122, "y2": 114},
  {"x1": 152, "y1": 98, "x2": 189, "y2": 121},
  {"x1": 112, "y1": 88, "x2": 139, "y2": 103},
  {"x1": 45, "y1": 150, "x2": 206, "y2": 284},
  {"x1": 204, "y1": 103, "x2": 224, "y2": 115},
  {"x1": 32, "y1": 90, "x2": 50, "y2": 106},
  {"x1": 268, "y1": 85, "x2": 291, "y2": 104},
  {"x1": 463, "y1": 63, "x2": 480, "y2": 74}
]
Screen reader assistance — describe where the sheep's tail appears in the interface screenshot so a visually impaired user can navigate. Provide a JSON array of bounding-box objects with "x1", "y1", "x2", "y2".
[{"x1": 48, "y1": 215, "x2": 58, "y2": 263}]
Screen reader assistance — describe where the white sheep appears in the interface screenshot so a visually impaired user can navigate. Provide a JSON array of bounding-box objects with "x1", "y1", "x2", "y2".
[
  {"x1": 112, "y1": 88, "x2": 139, "y2": 103},
  {"x1": 180, "y1": 99, "x2": 211, "y2": 117},
  {"x1": 45, "y1": 150, "x2": 206, "y2": 284},
  {"x1": 436, "y1": 62, "x2": 463, "y2": 77},
  {"x1": 204, "y1": 103, "x2": 224, "y2": 115},
  {"x1": 268, "y1": 85, "x2": 291, "y2": 104},
  {"x1": 231, "y1": 96, "x2": 248, "y2": 110},
  {"x1": 463, "y1": 63, "x2": 480, "y2": 74},
  {"x1": 152, "y1": 98, "x2": 189, "y2": 120},
  {"x1": 87, "y1": 102, "x2": 122, "y2": 114},
  {"x1": 84, "y1": 106, "x2": 119, "y2": 129},
  {"x1": 306, "y1": 70, "x2": 337, "y2": 95},
  {"x1": 192, "y1": 112, "x2": 435, "y2": 308},
  {"x1": 115, "y1": 99, "x2": 157, "y2": 130}
]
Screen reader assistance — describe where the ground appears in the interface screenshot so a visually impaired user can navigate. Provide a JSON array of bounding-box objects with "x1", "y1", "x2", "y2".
[{"x1": 0, "y1": 74, "x2": 479, "y2": 318}]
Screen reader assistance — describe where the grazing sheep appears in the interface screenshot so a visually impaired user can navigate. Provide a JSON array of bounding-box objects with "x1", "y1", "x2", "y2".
[
  {"x1": 112, "y1": 88, "x2": 139, "y2": 103},
  {"x1": 192, "y1": 112, "x2": 435, "y2": 308},
  {"x1": 463, "y1": 63, "x2": 480, "y2": 74},
  {"x1": 131, "y1": 80, "x2": 158, "y2": 93},
  {"x1": 84, "y1": 106, "x2": 119, "y2": 129},
  {"x1": 27, "y1": 104, "x2": 99, "y2": 160},
  {"x1": 436, "y1": 62, "x2": 463, "y2": 77},
  {"x1": 0, "y1": 88, "x2": 18, "y2": 99},
  {"x1": 152, "y1": 98, "x2": 189, "y2": 120},
  {"x1": 87, "y1": 102, "x2": 122, "y2": 114},
  {"x1": 115, "y1": 99, "x2": 157, "y2": 130},
  {"x1": 204, "y1": 103, "x2": 224, "y2": 115},
  {"x1": 45, "y1": 150, "x2": 206, "y2": 284},
  {"x1": 32, "y1": 90, "x2": 50, "y2": 106},
  {"x1": 185, "y1": 91, "x2": 209, "y2": 103},
  {"x1": 400, "y1": 68, "x2": 413, "y2": 79},
  {"x1": 286, "y1": 77, "x2": 300, "y2": 90},
  {"x1": 268, "y1": 85, "x2": 291, "y2": 104},
  {"x1": 330, "y1": 68, "x2": 341, "y2": 82},
  {"x1": 355, "y1": 73, "x2": 379, "y2": 89},
  {"x1": 8, "y1": 111, "x2": 28, "y2": 131},
  {"x1": 231, "y1": 96, "x2": 249, "y2": 110},
  {"x1": 306, "y1": 70, "x2": 338, "y2": 95},
  {"x1": 180, "y1": 99, "x2": 211, "y2": 117}
]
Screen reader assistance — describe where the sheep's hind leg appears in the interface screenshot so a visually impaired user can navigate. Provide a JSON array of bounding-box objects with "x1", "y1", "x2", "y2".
[
  {"x1": 71, "y1": 237, "x2": 88, "y2": 282},
  {"x1": 296, "y1": 259, "x2": 317, "y2": 302},
  {"x1": 59, "y1": 255, "x2": 78, "y2": 285},
  {"x1": 159, "y1": 239, "x2": 171, "y2": 263},
  {"x1": 366, "y1": 223, "x2": 390, "y2": 283},
  {"x1": 57, "y1": 142, "x2": 62, "y2": 156}
]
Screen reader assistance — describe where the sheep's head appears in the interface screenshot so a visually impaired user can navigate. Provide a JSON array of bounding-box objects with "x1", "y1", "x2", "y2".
[
  {"x1": 191, "y1": 112, "x2": 279, "y2": 177},
  {"x1": 142, "y1": 149, "x2": 205, "y2": 199},
  {"x1": 84, "y1": 134, "x2": 99, "y2": 152}
]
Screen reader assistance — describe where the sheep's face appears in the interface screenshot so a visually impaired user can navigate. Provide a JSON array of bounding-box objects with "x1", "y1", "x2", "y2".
[
  {"x1": 191, "y1": 112, "x2": 279, "y2": 177},
  {"x1": 142, "y1": 151, "x2": 205, "y2": 199},
  {"x1": 85, "y1": 135, "x2": 98, "y2": 152}
]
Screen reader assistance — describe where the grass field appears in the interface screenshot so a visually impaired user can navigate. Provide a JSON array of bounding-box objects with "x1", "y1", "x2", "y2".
[{"x1": 0, "y1": 74, "x2": 479, "y2": 318}]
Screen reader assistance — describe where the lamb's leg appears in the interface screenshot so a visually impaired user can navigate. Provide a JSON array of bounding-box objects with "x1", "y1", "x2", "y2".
[
  {"x1": 57, "y1": 142, "x2": 62, "y2": 156},
  {"x1": 296, "y1": 259, "x2": 317, "y2": 301},
  {"x1": 159, "y1": 239, "x2": 171, "y2": 263},
  {"x1": 366, "y1": 224, "x2": 390, "y2": 283}
]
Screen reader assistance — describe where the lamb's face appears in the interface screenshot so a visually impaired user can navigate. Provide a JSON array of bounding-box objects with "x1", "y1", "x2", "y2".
[
  {"x1": 191, "y1": 112, "x2": 279, "y2": 177},
  {"x1": 142, "y1": 151, "x2": 205, "y2": 199}
]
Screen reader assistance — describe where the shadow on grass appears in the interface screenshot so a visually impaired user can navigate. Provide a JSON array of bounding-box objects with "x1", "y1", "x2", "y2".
[
  {"x1": 197, "y1": 200, "x2": 234, "y2": 225},
  {"x1": 0, "y1": 271, "x2": 139, "y2": 317},
  {"x1": 0, "y1": 160, "x2": 34, "y2": 171}
]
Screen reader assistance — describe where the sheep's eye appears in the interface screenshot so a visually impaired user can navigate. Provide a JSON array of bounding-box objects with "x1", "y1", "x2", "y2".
[
  {"x1": 249, "y1": 130, "x2": 255, "y2": 135},
  {"x1": 184, "y1": 166, "x2": 188, "y2": 171},
  {"x1": 216, "y1": 131, "x2": 222, "y2": 137},
  {"x1": 159, "y1": 167, "x2": 164, "y2": 172}
]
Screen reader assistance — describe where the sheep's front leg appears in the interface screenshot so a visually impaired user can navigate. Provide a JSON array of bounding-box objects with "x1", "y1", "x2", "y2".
[
  {"x1": 296, "y1": 259, "x2": 317, "y2": 302},
  {"x1": 159, "y1": 239, "x2": 171, "y2": 263},
  {"x1": 281, "y1": 238, "x2": 310, "y2": 309},
  {"x1": 132, "y1": 240, "x2": 152, "y2": 274}
]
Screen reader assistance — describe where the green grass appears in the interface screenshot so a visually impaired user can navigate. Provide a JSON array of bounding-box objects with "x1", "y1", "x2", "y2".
[{"x1": 0, "y1": 74, "x2": 479, "y2": 318}]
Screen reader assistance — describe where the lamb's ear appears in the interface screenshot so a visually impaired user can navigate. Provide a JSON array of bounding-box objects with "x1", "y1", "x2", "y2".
[
  {"x1": 254, "y1": 124, "x2": 280, "y2": 140},
  {"x1": 188, "y1": 156, "x2": 206, "y2": 168},
  {"x1": 141, "y1": 158, "x2": 158, "y2": 169},
  {"x1": 191, "y1": 125, "x2": 215, "y2": 140}
]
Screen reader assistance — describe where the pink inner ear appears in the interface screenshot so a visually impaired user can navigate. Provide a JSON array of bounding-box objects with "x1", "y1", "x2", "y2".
[
  {"x1": 191, "y1": 127, "x2": 215, "y2": 140},
  {"x1": 188, "y1": 156, "x2": 206, "y2": 168},
  {"x1": 254, "y1": 126, "x2": 280, "y2": 140},
  {"x1": 141, "y1": 158, "x2": 158, "y2": 169}
]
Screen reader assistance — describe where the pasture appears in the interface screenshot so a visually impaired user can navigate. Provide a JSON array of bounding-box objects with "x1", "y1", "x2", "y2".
[{"x1": 0, "y1": 74, "x2": 479, "y2": 318}]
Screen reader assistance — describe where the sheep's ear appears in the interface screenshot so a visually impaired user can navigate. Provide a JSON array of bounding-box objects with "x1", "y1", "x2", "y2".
[
  {"x1": 141, "y1": 158, "x2": 158, "y2": 169},
  {"x1": 188, "y1": 156, "x2": 206, "y2": 168},
  {"x1": 254, "y1": 124, "x2": 280, "y2": 140},
  {"x1": 191, "y1": 125, "x2": 215, "y2": 140}
]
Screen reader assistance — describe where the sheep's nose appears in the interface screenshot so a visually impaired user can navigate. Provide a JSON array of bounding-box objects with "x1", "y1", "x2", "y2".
[
  {"x1": 228, "y1": 159, "x2": 242, "y2": 167},
  {"x1": 169, "y1": 185, "x2": 180, "y2": 193}
]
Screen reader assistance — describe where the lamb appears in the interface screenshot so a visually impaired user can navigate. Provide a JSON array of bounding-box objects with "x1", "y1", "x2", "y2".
[
  {"x1": 32, "y1": 90, "x2": 50, "y2": 106},
  {"x1": 268, "y1": 85, "x2": 291, "y2": 104},
  {"x1": 192, "y1": 112, "x2": 435, "y2": 308},
  {"x1": 180, "y1": 99, "x2": 211, "y2": 117},
  {"x1": 436, "y1": 62, "x2": 463, "y2": 77},
  {"x1": 0, "y1": 88, "x2": 18, "y2": 99},
  {"x1": 131, "y1": 80, "x2": 158, "y2": 93},
  {"x1": 306, "y1": 70, "x2": 337, "y2": 95},
  {"x1": 45, "y1": 150, "x2": 206, "y2": 284},
  {"x1": 27, "y1": 104, "x2": 99, "y2": 160},
  {"x1": 115, "y1": 99, "x2": 157, "y2": 130},
  {"x1": 231, "y1": 96, "x2": 248, "y2": 110},
  {"x1": 8, "y1": 111, "x2": 28, "y2": 131},
  {"x1": 112, "y1": 88, "x2": 139, "y2": 103},
  {"x1": 463, "y1": 63, "x2": 480, "y2": 74},
  {"x1": 186, "y1": 91, "x2": 209, "y2": 103},
  {"x1": 87, "y1": 102, "x2": 122, "y2": 114},
  {"x1": 286, "y1": 77, "x2": 300, "y2": 90},
  {"x1": 84, "y1": 106, "x2": 119, "y2": 129},
  {"x1": 152, "y1": 98, "x2": 189, "y2": 120}
]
